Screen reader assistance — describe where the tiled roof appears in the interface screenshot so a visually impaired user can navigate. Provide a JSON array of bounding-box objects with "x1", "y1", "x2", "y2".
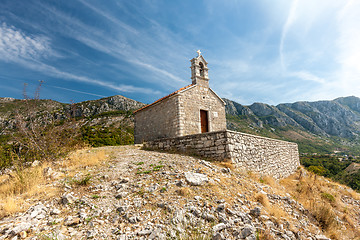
[{"x1": 134, "y1": 84, "x2": 195, "y2": 114}]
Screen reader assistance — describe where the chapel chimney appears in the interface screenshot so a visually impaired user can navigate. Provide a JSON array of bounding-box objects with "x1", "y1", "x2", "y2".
[{"x1": 190, "y1": 50, "x2": 209, "y2": 88}]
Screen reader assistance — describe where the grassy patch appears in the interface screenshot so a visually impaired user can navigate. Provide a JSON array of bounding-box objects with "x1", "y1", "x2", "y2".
[
  {"x1": 321, "y1": 192, "x2": 335, "y2": 203},
  {"x1": 153, "y1": 165, "x2": 164, "y2": 171},
  {"x1": 75, "y1": 174, "x2": 92, "y2": 186},
  {"x1": 136, "y1": 170, "x2": 152, "y2": 175}
]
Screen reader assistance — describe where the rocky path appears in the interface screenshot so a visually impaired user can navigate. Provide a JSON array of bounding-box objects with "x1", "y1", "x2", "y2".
[{"x1": 0, "y1": 145, "x2": 358, "y2": 239}]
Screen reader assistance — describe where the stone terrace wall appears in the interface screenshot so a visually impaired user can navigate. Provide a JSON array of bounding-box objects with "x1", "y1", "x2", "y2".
[
  {"x1": 226, "y1": 131, "x2": 299, "y2": 179},
  {"x1": 144, "y1": 130, "x2": 231, "y2": 160},
  {"x1": 144, "y1": 130, "x2": 299, "y2": 178}
]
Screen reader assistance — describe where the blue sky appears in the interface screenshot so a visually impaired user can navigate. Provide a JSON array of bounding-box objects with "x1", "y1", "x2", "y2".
[{"x1": 0, "y1": 0, "x2": 359, "y2": 105}]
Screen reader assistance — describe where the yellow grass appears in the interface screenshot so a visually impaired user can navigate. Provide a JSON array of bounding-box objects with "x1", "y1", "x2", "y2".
[
  {"x1": 255, "y1": 193, "x2": 270, "y2": 207},
  {"x1": 218, "y1": 160, "x2": 235, "y2": 170},
  {"x1": 0, "y1": 147, "x2": 108, "y2": 218},
  {"x1": 0, "y1": 165, "x2": 43, "y2": 196},
  {"x1": 260, "y1": 176, "x2": 276, "y2": 187},
  {"x1": 177, "y1": 187, "x2": 192, "y2": 197},
  {"x1": 0, "y1": 197, "x2": 23, "y2": 216},
  {"x1": 275, "y1": 167, "x2": 360, "y2": 239},
  {"x1": 65, "y1": 148, "x2": 106, "y2": 169},
  {"x1": 268, "y1": 205, "x2": 288, "y2": 222},
  {"x1": 0, "y1": 164, "x2": 46, "y2": 217}
]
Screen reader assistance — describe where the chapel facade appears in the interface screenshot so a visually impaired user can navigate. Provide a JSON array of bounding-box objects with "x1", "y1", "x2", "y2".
[{"x1": 134, "y1": 51, "x2": 226, "y2": 144}]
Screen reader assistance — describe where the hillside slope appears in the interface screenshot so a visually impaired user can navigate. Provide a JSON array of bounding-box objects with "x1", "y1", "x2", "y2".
[
  {"x1": 0, "y1": 146, "x2": 359, "y2": 239},
  {"x1": 0, "y1": 95, "x2": 145, "y2": 168},
  {"x1": 224, "y1": 96, "x2": 360, "y2": 154},
  {"x1": 2, "y1": 95, "x2": 360, "y2": 154},
  {"x1": 0, "y1": 95, "x2": 145, "y2": 133}
]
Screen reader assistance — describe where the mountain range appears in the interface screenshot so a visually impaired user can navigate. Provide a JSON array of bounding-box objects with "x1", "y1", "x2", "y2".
[
  {"x1": 1, "y1": 95, "x2": 360, "y2": 154},
  {"x1": 224, "y1": 96, "x2": 360, "y2": 154}
]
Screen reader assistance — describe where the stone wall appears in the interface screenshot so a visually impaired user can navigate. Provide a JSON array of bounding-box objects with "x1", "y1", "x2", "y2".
[
  {"x1": 178, "y1": 85, "x2": 226, "y2": 136},
  {"x1": 144, "y1": 130, "x2": 299, "y2": 178},
  {"x1": 134, "y1": 84, "x2": 227, "y2": 144},
  {"x1": 134, "y1": 96, "x2": 180, "y2": 144}
]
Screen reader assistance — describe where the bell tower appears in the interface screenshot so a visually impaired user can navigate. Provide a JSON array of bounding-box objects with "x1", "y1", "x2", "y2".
[{"x1": 190, "y1": 50, "x2": 209, "y2": 88}]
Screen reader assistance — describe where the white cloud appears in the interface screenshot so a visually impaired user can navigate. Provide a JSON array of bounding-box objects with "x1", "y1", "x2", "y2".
[
  {"x1": 279, "y1": 0, "x2": 299, "y2": 70},
  {"x1": 0, "y1": 20, "x2": 161, "y2": 96},
  {"x1": 335, "y1": 0, "x2": 360, "y2": 95},
  {"x1": 36, "y1": 2, "x2": 189, "y2": 87},
  {"x1": 23, "y1": 60, "x2": 162, "y2": 95},
  {"x1": 288, "y1": 71, "x2": 325, "y2": 84},
  {"x1": 0, "y1": 22, "x2": 52, "y2": 62},
  {"x1": 48, "y1": 85, "x2": 107, "y2": 98},
  {"x1": 77, "y1": 0, "x2": 139, "y2": 35}
]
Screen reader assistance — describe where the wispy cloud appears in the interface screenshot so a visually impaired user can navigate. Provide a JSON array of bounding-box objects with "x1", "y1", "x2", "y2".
[
  {"x1": 47, "y1": 85, "x2": 107, "y2": 98},
  {"x1": 278, "y1": 0, "x2": 327, "y2": 86},
  {"x1": 335, "y1": 0, "x2": 360, "y2": 95},
  {"x1": 77, "y1": 0, "x2": 139, "y2": 35},
  {"x1": 288, "y1": 71, "x2": 325, "y2": 84},
  {"x1": 35, "y1": 1, "x2": 189, "y2": 87},
  {"x1": 0, "y1": 22, "x2": 52, "y2": 62},
  {"x1": 279, "y1": 0, "x2": 298, "y2": 70},
  {"x1": 22, "y1": 60, "x2": 162, "y2": 95},
  {"x1": 0, "y1": 20, "x2": 161, "y2": 96}
]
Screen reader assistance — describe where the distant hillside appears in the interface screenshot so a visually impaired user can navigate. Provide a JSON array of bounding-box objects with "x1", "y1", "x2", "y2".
[
  {"x1": 2, "y1": 94, "x2": 360, "y2": 191},
  {"x1": 2, "y1": 95, "x2": 360, "y2": 155},
  {"x1": 224, "y1": 96, "x2": 360, "y2": 154},
  {"x1": 0, "y1": 95, "x2": 145, "y2": 168},
  {"x1": 0, "y1": 95, "x2": 145, "y2": 133}
]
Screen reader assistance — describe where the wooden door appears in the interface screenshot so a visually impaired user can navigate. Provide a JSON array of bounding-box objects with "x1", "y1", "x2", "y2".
[{"x1": 200, "y1": 110, "x2": 208, "y2": 133}]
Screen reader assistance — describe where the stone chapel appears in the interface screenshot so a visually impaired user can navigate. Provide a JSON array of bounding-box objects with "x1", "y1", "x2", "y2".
[{"x1": 134, "y1": 51, "x2": 226, "y2": 144}]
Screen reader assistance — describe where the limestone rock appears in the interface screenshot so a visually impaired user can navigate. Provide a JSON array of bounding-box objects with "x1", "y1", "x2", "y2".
[{"x1": 184, "y1": 171, "x2": 208, "y2": 186}]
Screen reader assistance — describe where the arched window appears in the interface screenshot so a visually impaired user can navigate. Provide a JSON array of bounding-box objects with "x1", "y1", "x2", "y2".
[{"x1": 199, "y1": 62, "x2": 204, "y2": 77}]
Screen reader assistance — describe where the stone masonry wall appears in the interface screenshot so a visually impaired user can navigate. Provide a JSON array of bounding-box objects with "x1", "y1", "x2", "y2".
[
  {"x1": 178, "y1": 85, "x2": 226, "y2": 136},
  {"x1": 134, "y1": 96, "x2": 180, "y2": 144},
  {"x1": 134, "y1": 84, "x2": 226, "y2": 144},
  {"x1": 144, "y1": 130, "x2": 299, "y2": 178},
  {"x1": 226, "y1": 131, "x2": 299, "y2": 179}
]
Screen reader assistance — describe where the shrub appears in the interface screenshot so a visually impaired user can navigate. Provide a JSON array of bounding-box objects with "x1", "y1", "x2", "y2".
[
  {"x1": 308, "y1": 165, "x2": 327, "y2": 176},
  {"x1": 321, "y1": 192, "x2": 335, "y2": 203},
  {"x1": 312, "y1": 202, "x2": 337, "y2": 231},
  {"x1": 75, "y1": 174, "x2": 92, "y2": 186}
]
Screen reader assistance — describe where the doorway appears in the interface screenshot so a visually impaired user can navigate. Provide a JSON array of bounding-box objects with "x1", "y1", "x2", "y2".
[{"x1": 200, "y1": 110, "x2": 209, "y2": 133}]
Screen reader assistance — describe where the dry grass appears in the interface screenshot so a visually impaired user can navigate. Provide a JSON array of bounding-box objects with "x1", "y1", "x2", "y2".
[
  {"x1": 0, "y1": 164, "x2": 56, "y2": 218},
  {"x1": 258, "y1": 229, "x2": 276, "y2": 240},
  {"x1": 65, "y1": 148, "x2": 106, "y2": 169},
  {"x1": 276, "y1": 167, "x2": 360, "y2": 239},
  {"x1": 1, "y1": 197, "x2": 24, "y2": 216},
  {"x1": 177, "y1": 187, "x2": 192, "y2": 197},
  {"x1": 311, "y1": 202, "x2": 337, "y2": 231},
  {"x1": 260, "y1": 176, "x2": 276, "y2": 187},
  {"x1": 255, "y1": 193, "x2": 269, "y2": 207},
  {"x1": 266, "y1": 204, "x2": 289, "y2": 226},
  {"x1": 0, "y1": 165, "x2": 43, "y2": 196},
  {"x1": 218, "y1": 160, "x2": 235, "y2": 170},
  {"x1": 0, "y1": 147, "x2": 109, "y2": 218}
]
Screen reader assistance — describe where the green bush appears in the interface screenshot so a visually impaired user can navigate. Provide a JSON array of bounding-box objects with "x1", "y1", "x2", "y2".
[
  {"x1": 321, "y1": 192, "x2": 335, "y2": 203},
  {"x1": 81, "y1": 125, "x2": 134, "y2": 147},
  {"x1": 308, "y1": 165, "x2": 328, "y2": 176}
]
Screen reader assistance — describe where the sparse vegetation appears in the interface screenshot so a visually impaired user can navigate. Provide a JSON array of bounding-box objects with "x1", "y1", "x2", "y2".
[
  {"x1": 301, "y1": 155, "x2": 360, "y2": 191},
  {"x1": 75, "y1": 174, "x2": 92, "y2": 186}
]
